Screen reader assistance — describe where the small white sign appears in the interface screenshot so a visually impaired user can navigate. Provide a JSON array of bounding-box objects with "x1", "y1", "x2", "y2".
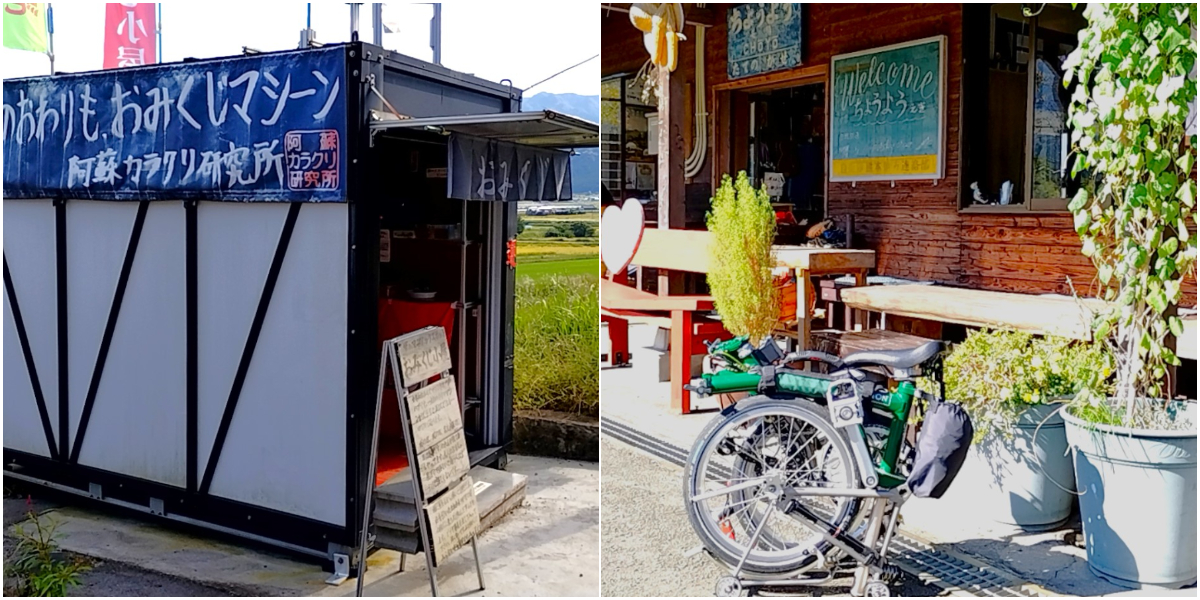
[
  {"x1": 764, "y1": 172, "x2": 785, "y2": 199},
  {"x1": 380, "y1": 230, "x2": 392, "y2": 263}
]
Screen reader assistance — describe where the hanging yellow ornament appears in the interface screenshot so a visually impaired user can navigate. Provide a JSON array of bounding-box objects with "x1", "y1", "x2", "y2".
[{"x1": 629, "y1": 3, "x2": 686, "y2": 72}]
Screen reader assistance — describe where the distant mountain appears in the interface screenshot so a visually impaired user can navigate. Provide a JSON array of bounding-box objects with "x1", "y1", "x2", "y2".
[{"x1": 523, "y1": 92, "x2": 599, "y2": 195}]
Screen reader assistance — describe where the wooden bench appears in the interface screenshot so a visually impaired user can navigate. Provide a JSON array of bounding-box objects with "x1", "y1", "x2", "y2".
[
  {"x1": 839, "y1": 284, "x2": 1108, "y2": 340},
  {"x1": 601, "y1": 228, "x2": 727, "y2": 413}
]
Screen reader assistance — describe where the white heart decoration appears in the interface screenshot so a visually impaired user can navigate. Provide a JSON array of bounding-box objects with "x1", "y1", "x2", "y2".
[{"x1": 600, "y1": 199, "x2": 646, "y2": 275}]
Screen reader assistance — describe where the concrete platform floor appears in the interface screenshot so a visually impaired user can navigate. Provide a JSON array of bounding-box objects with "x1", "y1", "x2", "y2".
[
  {"x1": 600, "y1": 322, "x2": 1186, "y2": 597},
  {"x1": 4, "y1": 455, "x2": 598, "y2": 597}
]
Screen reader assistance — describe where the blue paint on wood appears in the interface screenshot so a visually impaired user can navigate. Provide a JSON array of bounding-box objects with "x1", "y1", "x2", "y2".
[
  {"x1": 727, "y1": 4, "x2": 803, "y2": 80},
  {"x1": 2, "y1": 46, "x2": 348, "y2": 201}
]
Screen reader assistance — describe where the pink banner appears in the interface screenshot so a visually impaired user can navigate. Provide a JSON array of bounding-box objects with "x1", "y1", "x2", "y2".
[{"x1": 103, "y1": 3, "x2": 156, "y2": 69}]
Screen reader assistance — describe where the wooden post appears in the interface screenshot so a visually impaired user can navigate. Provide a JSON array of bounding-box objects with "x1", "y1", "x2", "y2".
[
  {"x1": 853, "y1": 270, "x2": 868, "y2": 331},
  {"x1": 656, "y1": 65, "x2": 686, "y2": 296},
  {"x1": 796, "y1": 268, "x2": 810, "y2": 350},
  {"x1": 671, "y1": 309, "x2": 693, "y2": 414}
]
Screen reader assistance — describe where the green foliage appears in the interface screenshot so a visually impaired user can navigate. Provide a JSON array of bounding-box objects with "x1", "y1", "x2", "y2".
[
  {"x1": 542, "y1": 221, "x2": 596, "y2": 238},
  {"x1": 513, "y1": 274, "x2": 598, "y2": 415},
  {"x1": 1063, "y1": 3, "x2": 1197, "y2": 425},
  {"x1": 517, "y1": 217, "x2": 528, "y2": 235},
  {"x1": 706, "y1": 172, "x2": 781, "y2": 344},
  {"x1": 944, "y1": 329, "x2": 1113, "y2": 438},
  {"x1": 5, "y1": 503, "x2": 89, "y2": 597}
]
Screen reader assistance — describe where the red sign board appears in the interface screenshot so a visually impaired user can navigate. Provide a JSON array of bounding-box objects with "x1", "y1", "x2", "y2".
[{"x1": 103, "y1": 3, "x2": 156, "y2": 69}]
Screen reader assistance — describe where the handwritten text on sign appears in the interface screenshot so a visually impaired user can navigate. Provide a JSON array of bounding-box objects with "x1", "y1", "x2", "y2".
[
  {"x1": 727, "y1": 4, "x2": 803, "y2": 80},
  {"x1": 829, "y1": 37, "x2": 944, "y2": 181},
  {"x1": 405, "y1": 377, "x2": 464, "y2": 453},
  {"x1": 394, "y1": 327, "x2": 453, "y2": 385},
  {"x1": 425, "y1": 477, "x2": 480, "y2": 567},
  {"x1": 2, "y1": 46, "x2": 347, "y2": 200},
  {"x1": 414, "y1": 431, "x2": 471, "y2": 500}
]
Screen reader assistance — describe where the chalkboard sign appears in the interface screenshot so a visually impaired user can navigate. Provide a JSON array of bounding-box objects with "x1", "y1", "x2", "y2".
[
  {"x1": 829, "y1": 36, "x2": 945, "y2": 182},
  {"x1": 2, "y1": 46, "x2": 348, "y2": 201},
  {"x1": 726, "y1": 4, "x2": 803, "y2": 80}
]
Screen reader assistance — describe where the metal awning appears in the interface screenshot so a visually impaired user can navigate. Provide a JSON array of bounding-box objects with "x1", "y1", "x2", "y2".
[{"x1": 369, "y1": 109, "x2": 598, "y2": 148}]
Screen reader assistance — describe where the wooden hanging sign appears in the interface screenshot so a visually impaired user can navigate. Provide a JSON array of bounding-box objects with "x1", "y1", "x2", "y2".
[
  {"x1": 405, "y1": 377, "x2": 464, "y2": 453},
  {"x1": 425, "y1": 477, "x2": 481, "y2": 567},
  {"x1": 395, "y1": 327, "x2": 453, "y2": 384}
]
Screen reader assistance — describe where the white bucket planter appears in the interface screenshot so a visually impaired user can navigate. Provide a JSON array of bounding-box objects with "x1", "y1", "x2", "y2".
[
  {"x1": 1063, "y1": 402, "x2": 1197, "y2": 589},
  {"x1": 956, "y1": 403, "x2": 1077, "y2": 529}
]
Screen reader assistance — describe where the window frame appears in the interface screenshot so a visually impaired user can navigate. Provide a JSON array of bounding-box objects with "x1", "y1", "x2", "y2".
[{"x1": 959, "y1": 4, "x2": 1080, "y2": 214}]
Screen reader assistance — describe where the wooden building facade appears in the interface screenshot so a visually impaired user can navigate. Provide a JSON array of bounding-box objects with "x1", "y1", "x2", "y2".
[{"x1": 601, "y1": 3, "x2": 1197, "y2": 307}]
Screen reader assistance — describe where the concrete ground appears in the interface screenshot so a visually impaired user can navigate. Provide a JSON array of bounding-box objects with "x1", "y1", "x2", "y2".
[
  {"x1": 600, "y1": 322, "x2": 1192, "y2": 597},
  {"x1": 600, "y1": 436, "x2": 944, "y2": 597},
  {"x1": 4, "y1": 455, "x2": 598, "y2": 597}
]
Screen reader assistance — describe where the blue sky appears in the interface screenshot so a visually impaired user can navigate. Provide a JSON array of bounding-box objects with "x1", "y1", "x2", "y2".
[{"x1": 1, "y1": 2, "x2": 598, "y2": 96}]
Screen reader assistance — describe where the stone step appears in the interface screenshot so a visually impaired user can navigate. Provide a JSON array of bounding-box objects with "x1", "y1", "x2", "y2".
[{"x1": 371, "y1": 465, "x2": 527, "y2": 552}]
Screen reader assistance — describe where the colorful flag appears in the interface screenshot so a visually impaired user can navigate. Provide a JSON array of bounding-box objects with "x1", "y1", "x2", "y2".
[
  {"x1": 103, "y1": 2, "x2": 156, "y2": 69},
  {"x1": 3, "y1": 3, "x2": 48, "y2": 53}
]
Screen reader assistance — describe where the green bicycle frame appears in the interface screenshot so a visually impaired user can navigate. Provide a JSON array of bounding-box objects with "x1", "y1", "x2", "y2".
[{"x1": 697, "y1": 369, "x2": 916, "y2": 488}]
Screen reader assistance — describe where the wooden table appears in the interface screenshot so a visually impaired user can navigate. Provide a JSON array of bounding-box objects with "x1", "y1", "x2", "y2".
[
  {"x1": 772, "y1": 247, "x2": 877, "y2": 350},
  {"x1": 839, "y1": 284, "x2": 1107, "y2": 340}
]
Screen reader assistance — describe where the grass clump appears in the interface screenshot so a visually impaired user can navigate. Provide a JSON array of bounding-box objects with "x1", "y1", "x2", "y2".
[{"x1": 513, "y1": 274, "x2": 598, "y2": 416}]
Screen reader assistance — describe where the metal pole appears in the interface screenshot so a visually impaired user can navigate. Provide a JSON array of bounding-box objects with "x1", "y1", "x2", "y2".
[
  {"x1": 349, "y1": 3, "x2": 361, "y2": 42},
  {"x1": 307, "y1": 3, "x2": 312, "y2": 29},
  {"x1": 371, "y1": 3, "x2": 382, "y2": 46},
  {"x1": 46, "y1": 3, "x2": 54, "y2": 75},
  {"x1": 391, "y1": 348, "x2": 442, "y2": 597},
  {"x1": 430, "y1": 3, "x2": 442, "y2": 65},
  {"x1": 156, "y1": 3, "x2": 161, "y2": 63},
  {"x1": 353, "y1": 344, "x2": 390, "y2": 597}
]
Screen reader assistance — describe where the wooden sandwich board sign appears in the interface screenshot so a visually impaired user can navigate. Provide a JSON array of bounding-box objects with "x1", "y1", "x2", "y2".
[{"x1": 355, "y1": 326, "x2": 485, "y2": 597}]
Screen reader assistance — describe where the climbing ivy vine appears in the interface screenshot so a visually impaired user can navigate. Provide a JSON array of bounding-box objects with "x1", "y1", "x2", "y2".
[{"x1": 1063, "y1": 3, "x2": 1196, "y2": 424}]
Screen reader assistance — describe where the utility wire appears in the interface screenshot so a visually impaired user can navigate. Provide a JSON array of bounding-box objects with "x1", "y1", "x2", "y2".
[{"x1": 523, "y1": 54, "x2": 598, "y2": 92}]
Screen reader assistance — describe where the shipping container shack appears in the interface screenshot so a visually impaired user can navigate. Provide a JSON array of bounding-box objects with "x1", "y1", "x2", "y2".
[
  {"x1": 2, "y1": 42, "x2": 597, "y2": 570},
  {"x1": 600, "y1": 3, "x2": 1197, "y2": 306}
]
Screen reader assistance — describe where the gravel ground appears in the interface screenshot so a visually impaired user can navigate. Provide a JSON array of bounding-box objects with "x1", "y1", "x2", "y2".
[
  {"x1": 600, "y1": 437, "x2": 945, "y2": 597},
  {"x1": 67, "y1": 558, "x2": 244, "y2": 597}
]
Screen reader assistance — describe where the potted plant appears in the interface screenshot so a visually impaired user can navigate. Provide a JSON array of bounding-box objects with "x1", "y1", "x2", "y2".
[
  {"x1": 941, "y1": 330, "x2": 1112, "y2": 529},
  {"x1": 1061, "y1": 3, "x2": 1197, "y2": 588}
]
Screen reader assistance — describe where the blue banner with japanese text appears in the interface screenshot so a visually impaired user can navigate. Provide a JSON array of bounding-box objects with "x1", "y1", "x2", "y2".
[{"x1": 2, "y1": 46, "x2": 347, "y2": 201}]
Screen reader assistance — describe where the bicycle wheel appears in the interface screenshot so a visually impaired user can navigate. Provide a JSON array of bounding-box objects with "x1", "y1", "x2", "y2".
[{"x1": 683, "y1": 395, "x2": 862, "y2": 574}]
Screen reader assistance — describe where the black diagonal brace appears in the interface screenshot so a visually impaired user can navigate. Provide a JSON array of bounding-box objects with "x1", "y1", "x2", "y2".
[
  {"x1": 69, "y1": 201, "x2": 150, "y2": 464},
  {"x1": 3, "y1": 256, "x2": 60, "y2": 460},
  {"x1": 199, "y1": 203, "x2": 302, "y2": 494}
]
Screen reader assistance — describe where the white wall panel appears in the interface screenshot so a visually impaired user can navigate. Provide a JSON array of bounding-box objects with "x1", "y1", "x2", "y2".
[
  {"x1": 200, "y1": 203, "x2": 348, "y2": 525},
  {"x1": 77, "y1": 203, "x2": 187, "y2": 486},
  {"x1": 3, "y1": 199, "x2": 60, "y2": 445},
  {"x1": 4, "y1": 298, "x2": 52, "y2": 456},
  {"x1": 65, "y1": 201, "x2": 139, "y2": 447},
  {"x1": 195, "y1": 202, "x2": 285, "y2": 476}
]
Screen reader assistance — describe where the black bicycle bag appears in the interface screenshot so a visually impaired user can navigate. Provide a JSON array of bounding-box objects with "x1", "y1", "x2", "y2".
[{"x1": 907, "y1": 400, "x2": 973, "y2": 499}]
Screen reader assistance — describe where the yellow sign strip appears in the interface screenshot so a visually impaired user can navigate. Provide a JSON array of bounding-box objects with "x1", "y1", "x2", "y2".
[{"x1": 832, "y1": 154, "x2": 938, "y2": 177}]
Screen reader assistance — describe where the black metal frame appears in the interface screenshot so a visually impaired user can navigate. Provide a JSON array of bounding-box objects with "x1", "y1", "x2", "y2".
[{"x1": 4, "y1": 42, "x2": 525, "y2": 565}]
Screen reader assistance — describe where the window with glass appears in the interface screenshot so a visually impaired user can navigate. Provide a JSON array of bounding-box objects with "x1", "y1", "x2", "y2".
[{"x1": 961, "y1": 3, "x2": 1093, "y2": 211}]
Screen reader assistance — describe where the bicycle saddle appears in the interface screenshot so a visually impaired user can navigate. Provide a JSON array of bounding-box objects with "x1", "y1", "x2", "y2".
[{"x1": 842, "y1": 340, "x2": 944, "y2": 370}]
